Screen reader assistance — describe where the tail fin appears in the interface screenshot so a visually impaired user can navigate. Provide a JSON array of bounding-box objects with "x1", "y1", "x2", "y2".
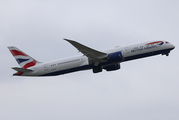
[{"x1": 8, "y1": 46, "x2": 40, "y2": 68}]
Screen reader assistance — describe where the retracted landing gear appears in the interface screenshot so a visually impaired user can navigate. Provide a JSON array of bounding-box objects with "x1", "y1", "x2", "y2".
[
  {"x1": 162, "y1": 53, "x2": 169, "y2": 56},
  {"x1": 92, "y1": 66, "x2": 102, "y2": 73},
  {"x1": 162, "y1": 51, "x2": 170, "y2": 56}
]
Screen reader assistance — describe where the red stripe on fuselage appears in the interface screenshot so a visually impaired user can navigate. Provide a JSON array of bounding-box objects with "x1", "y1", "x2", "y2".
[
  {"x1": 10, "y1": 50, "x2": 28, "y2": 56},
  {"x1": 146, "y1": 41, "x2": 163, "y2": 45},
  {"x1": 23, "y1": 60, "x2": 37, "y2": 68}
]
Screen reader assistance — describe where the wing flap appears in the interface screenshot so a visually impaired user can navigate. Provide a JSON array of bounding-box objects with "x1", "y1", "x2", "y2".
[{"x1": 12, "y1": 67, "x2": 33, "y2": 72}]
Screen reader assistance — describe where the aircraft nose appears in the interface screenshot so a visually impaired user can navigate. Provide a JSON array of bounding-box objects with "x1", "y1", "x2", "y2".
[{"x1": 170, "y1": 43, "x2": 175, "y2": 50}]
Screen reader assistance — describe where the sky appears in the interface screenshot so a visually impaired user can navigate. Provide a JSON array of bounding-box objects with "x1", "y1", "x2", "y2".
[{"x1": 0, "y1": 0, "x2": 179, "y2": 120}]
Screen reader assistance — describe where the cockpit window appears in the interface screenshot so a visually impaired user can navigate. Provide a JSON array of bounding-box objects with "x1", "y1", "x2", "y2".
[{"x1": 165, "y1": 42, "x2": 169, "y2": 44}]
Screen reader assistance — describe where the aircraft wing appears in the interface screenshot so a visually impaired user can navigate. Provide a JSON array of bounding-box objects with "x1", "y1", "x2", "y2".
[{"x1": 64, "y1": 39, "x2": 109, "y2": 65}]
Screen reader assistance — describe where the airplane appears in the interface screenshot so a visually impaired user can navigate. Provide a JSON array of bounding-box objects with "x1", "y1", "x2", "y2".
[{"x1": 8, "y1": 39, "x2": 175, "y2": 76}]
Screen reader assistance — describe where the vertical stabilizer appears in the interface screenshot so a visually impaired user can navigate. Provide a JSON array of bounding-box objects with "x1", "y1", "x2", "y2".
[{"x1": 8, "y1": 46, "x2": 40, "y2": 68}]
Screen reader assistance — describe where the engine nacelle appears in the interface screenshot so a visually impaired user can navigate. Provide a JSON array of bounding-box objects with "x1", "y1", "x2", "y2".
[
  {"x1": 108, "y1": 51, "x2": 123, "y2": 63},
  {"x1": 103, "y1": 63, "x2": 121, "y2": 71}
]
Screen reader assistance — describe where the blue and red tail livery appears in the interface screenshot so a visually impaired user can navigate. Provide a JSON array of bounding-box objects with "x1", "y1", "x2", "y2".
[{"x1": 8, "y1": 46, "x2": 38, "y2": 69}]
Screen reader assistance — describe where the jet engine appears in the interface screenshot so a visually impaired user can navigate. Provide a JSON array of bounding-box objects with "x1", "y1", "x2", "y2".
[
  {"x1": 107, "y1": 51, "x2": 123, "y2": 63},
  {"x1": 103, "y1": 63, "x2": 121, "y2": 71}
]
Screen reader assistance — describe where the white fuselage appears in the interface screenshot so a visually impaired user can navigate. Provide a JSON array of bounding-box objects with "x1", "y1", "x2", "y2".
[{"x1": 21, "y1": 41, "x2": 175, "y2": 76}]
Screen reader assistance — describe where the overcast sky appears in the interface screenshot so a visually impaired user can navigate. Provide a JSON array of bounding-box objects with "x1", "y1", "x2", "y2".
[{"x1": 0, "y1": 0, "x2": 179, "y2": 120}]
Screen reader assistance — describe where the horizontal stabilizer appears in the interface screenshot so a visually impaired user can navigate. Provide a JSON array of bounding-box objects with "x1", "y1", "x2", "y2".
[{"x1": 12, "y1": 67, "x2": 33, "y2": 72}]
